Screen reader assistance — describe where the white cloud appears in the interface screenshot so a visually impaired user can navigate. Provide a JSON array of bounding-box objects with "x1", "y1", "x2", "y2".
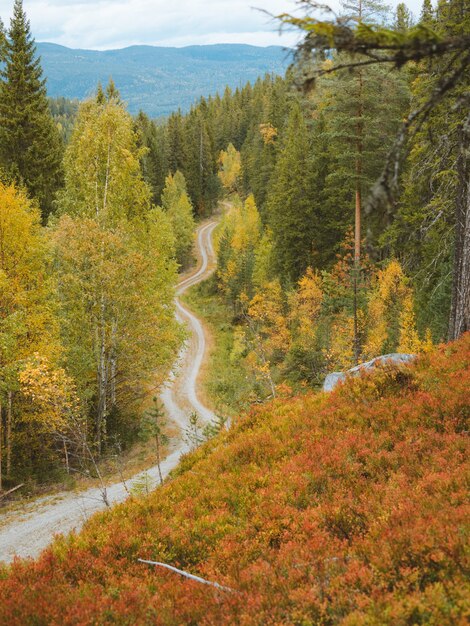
[{"x1": 0, "y1": 0, "x2": 425, "y2": 50}]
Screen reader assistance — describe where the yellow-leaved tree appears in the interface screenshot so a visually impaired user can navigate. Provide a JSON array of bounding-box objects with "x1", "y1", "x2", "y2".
[
  {"x1": 0, "y1": 182, "x2": 67, "y2": 487},
  {"x1": 242, "y1": 280, "x2": 291, "y2": 399},
  {"x1": 364, "y1": 260, "x2": 432, "y2": 358},
  {"x1": 216, "y1": 194, "x2": 261, "y2": 306},
  {"x1": 218, "y1": 143, "x2": 241, "y2": 193}
]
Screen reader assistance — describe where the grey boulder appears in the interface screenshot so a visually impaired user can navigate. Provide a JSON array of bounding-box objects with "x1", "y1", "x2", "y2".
[{"x1": 323, "y1": 353, "x2": 417, "y2": 392}]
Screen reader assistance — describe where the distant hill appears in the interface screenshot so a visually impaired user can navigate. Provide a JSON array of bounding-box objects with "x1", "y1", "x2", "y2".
[{"x1": 37, "y1": 43, "x2": 292, "y2": 117}]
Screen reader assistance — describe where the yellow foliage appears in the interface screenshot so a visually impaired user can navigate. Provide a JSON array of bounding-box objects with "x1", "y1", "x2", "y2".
[
  {"x1": 290, "y1": 268, "x2": 323, "y2": 343},
  {"x1": 364, "y1": 260, "x2": 431, "y2": 358},
  {"x1": 398, "y1": 295, "x2": 423, "y2": 353},
  {"x1": 0, "y1": 182, "x2": 61, "y2": 369},
  {"x1": 231, "y1": 195, "x2": 261, "y2": 252},
  {"x1": 18, "y1": 354, "x2": 80, "y2": 432},
  {"x1": 247, "y1": 280, "x2": 291, "y2": 355},
  {"x1": 218, "y1": 143, "x2": 241, "y2": 191},
  {"x1": 259, "y1": 123, "x2": 278, "y2": 145},
  {"x1": 326, "y1": 311, "x2": 365, "y2": 370}
]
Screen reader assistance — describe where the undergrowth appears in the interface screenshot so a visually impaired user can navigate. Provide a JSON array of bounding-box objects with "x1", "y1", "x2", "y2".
[{"x1": 0, "y1": 334, "x2": 468, "y2": 625}]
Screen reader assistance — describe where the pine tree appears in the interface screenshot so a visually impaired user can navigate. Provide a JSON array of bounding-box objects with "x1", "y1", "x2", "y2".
[
  {"x1": 166, "y1": 110, "x2": 187, "y2": 174},
  {"x1": 0, "y1": 0, "x2": 63, "y2": 220}
]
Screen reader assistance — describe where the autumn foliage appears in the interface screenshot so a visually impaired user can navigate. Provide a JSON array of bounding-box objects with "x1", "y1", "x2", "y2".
[{"x1": 0, "y1": 335, "x2": 469, "y2": 624}]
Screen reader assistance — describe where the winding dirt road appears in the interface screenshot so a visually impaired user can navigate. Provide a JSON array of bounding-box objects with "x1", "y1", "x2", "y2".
[{"x1": 0, "y1": 220, "x2": 218, "y2": 563}]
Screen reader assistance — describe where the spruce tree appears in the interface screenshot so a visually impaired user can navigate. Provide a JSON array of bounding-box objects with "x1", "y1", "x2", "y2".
[
  {"x1": 394, "y1": 2, "x2": 414, "y2": 31},
  {"x1": 184, "y1": 105, "x2": 219, "y2": 215},
  {"x1": 420, "y1": 0, "x2": 435, "y2": 24},
  {"x1": 135, "y1": 111, "x2": 167, "y2": 204},
  {"x1": 266, "y1": 102, "x2": 314, "y2": 284},
  {"x1": 0, "y1": 0, "x2": 63, "y2": 220}
]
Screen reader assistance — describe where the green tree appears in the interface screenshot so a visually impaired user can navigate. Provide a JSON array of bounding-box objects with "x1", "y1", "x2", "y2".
[
  {"x1": 161, "y1": 171, "x2": 196, "y2": 267},
  {"x1": 58, "y1": 85, "x2": 151, "y2": 224},
  {"x1": 140, "y1": 398, "x2": 169, "y2": 485},
  {"x1": 0, "y1": 0, "x2": 63, "y2": 220},
  {"x1": 134, "y1": 111, "x2": 167, "y2": 204},
  {"x1": 0, "y1": 18, "x2": 6, "y2": 62},
  {"x1": 184, "y1": 105, "x2": 219, "y2": 215},
  {"x1": 394, "y1": 2, "x2": 414, "y2": 31},
  {"x1": 166, "y1": 110, "x2": 187, "y2": 175},
  {"x1": 55, "y1": 85, "x2": 181, "y2": 452},
  {"x1": 279, "y1": 0, "x2": 470, "y2": 339},
  {"x1": 420, "y1": 0, "x2": 435, "y2": 24},
  {"x1": 266, "y1": 102, "x2": 315, "y2": 284}
]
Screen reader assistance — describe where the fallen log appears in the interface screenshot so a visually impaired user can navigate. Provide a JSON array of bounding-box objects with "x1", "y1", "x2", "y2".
[{"x1": 0, "y1": 483, "x2": 25, "y2": 501}]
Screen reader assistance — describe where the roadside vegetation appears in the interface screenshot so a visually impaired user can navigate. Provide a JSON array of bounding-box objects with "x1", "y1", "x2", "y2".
[{"x1": 182, "y1": 276, "x2": 253, "y2": 418}]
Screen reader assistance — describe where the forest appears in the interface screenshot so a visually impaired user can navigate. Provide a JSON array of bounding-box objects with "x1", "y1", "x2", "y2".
[
  {"x1": 0, "y1": 0, "x2": 467, "y2": 494},
  {"x1": 0, "y1": 0, "x2": 469, "y2": 622}
]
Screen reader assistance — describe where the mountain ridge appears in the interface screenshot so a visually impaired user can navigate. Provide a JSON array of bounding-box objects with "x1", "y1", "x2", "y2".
[{"x1": 37, "y1": 42, "x2": 292, "y2": 116}]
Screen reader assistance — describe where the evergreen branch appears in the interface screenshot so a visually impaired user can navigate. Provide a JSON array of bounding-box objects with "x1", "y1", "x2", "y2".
[{"x1": 367, "y1": 49, "x2": 470, "y2": 215}]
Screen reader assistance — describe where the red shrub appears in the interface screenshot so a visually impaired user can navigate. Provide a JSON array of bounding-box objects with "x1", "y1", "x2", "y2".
[{"x1": 0, "y1": 334, "x2": 469, "y2": 624}]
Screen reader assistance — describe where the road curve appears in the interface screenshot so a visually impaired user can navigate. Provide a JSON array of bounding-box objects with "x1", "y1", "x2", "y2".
[{"x1": 0, "y1": 220, "x2": 218, "y2": 563}]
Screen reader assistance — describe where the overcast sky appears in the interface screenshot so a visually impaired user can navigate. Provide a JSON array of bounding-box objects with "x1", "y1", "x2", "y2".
[{"x1": 0, "y1": 0, "x2": 425, "y2": 50}]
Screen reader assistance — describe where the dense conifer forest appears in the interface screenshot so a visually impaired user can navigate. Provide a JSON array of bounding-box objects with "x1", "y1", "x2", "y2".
[{"x1": 0, "y1": 0, "x2": 468, "y2": 623}]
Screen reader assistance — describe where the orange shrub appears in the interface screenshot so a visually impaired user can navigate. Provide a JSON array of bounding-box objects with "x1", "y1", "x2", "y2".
[{"x1": 0, "y1": 334, "x2": 469, "y2": 625}]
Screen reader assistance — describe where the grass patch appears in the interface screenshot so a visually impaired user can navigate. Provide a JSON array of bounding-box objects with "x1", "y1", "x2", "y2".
[{"x1": 182, "y1": 275, "x2": 253, "y2": 418}]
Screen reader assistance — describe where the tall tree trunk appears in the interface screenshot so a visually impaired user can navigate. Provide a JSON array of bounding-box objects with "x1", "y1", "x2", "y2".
[
  {"x1": 6, "y1": 391, "x2": 12, "y2": 476},
  {"x1": 110, "y1": 319, "x2": 117, "y2": 408},
  {"x1": 156, "y1": 435, "x2": 163, "y2": 486},
  {"x1": 449, "y1": 114, "x2": 470, "y2": 340},
  {"x1": 353, "y1": 30, "x2": 364, "y2": 364},
  {"x1": 0, "y1": 399, "x2": 2, "y2": 491},
  {"x1": 96, "y1": 292, "x2": 108, "y2": 454}
]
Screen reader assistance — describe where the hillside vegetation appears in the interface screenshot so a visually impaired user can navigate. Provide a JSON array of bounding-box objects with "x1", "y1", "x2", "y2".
[
  {"x1": 0, "y1": 334, "x2": 468, "y2": 625},
  {"x1": 37, "y1": 43, "x2": 291, "y2": 116}
]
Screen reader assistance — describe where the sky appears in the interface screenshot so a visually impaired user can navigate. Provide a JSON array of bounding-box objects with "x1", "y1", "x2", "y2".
[{"x1": 0, "y1": 0, "x2": 425, "y2": 50}]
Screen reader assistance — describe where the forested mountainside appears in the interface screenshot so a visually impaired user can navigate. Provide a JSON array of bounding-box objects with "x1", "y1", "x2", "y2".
[{"x1": 37, "y1": 42, "x2": 291, "y2": 116}]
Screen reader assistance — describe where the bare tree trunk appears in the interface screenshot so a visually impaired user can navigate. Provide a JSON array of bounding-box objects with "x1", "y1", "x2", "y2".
[
  {"x1": 64, "y1": 439, "x2": 70, "y2": 475},
  {"x1": 97, "y1": 292, "x2": 108, "y2": 454},
  {"x1": 6, "y1": 391, "x2": 12, "y2": 477},
  {"x1": 353, "y1": 41, "x2": 364, "y2": 365},
  {"x1": 155, "y1": 435, "x2": 163, "y2": 485},
  {"x1": 449, "y1": 114, "x2": 470, "y2": 340},
  {"x1": 103, "y1": 129, "x2": 112, "y2": 215},
  {"x1": 110, "y1": 320, "x2": 117, "y2": 408},
  {"x1": 0, "y1": 399, "x2": 2, "y2": 491}
]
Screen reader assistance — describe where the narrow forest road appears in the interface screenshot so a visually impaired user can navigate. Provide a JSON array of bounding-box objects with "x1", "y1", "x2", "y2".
[{"x1": 0, "y1": 219, "x2": 218, "y2": 564}]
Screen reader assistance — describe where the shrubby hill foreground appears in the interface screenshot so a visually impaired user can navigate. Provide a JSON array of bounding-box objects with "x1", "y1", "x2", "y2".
[{"x1": 0, "y1": 334, "x2": 468, "y2": 625}]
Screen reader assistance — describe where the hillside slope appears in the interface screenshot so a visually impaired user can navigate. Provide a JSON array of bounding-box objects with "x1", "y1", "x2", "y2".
[
  {"x1": 0, "y1": 335, "x2": 469, "y2": 625},
  {"x1": 37, "y1": 43, "x2": 291, "y2": 116}
]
